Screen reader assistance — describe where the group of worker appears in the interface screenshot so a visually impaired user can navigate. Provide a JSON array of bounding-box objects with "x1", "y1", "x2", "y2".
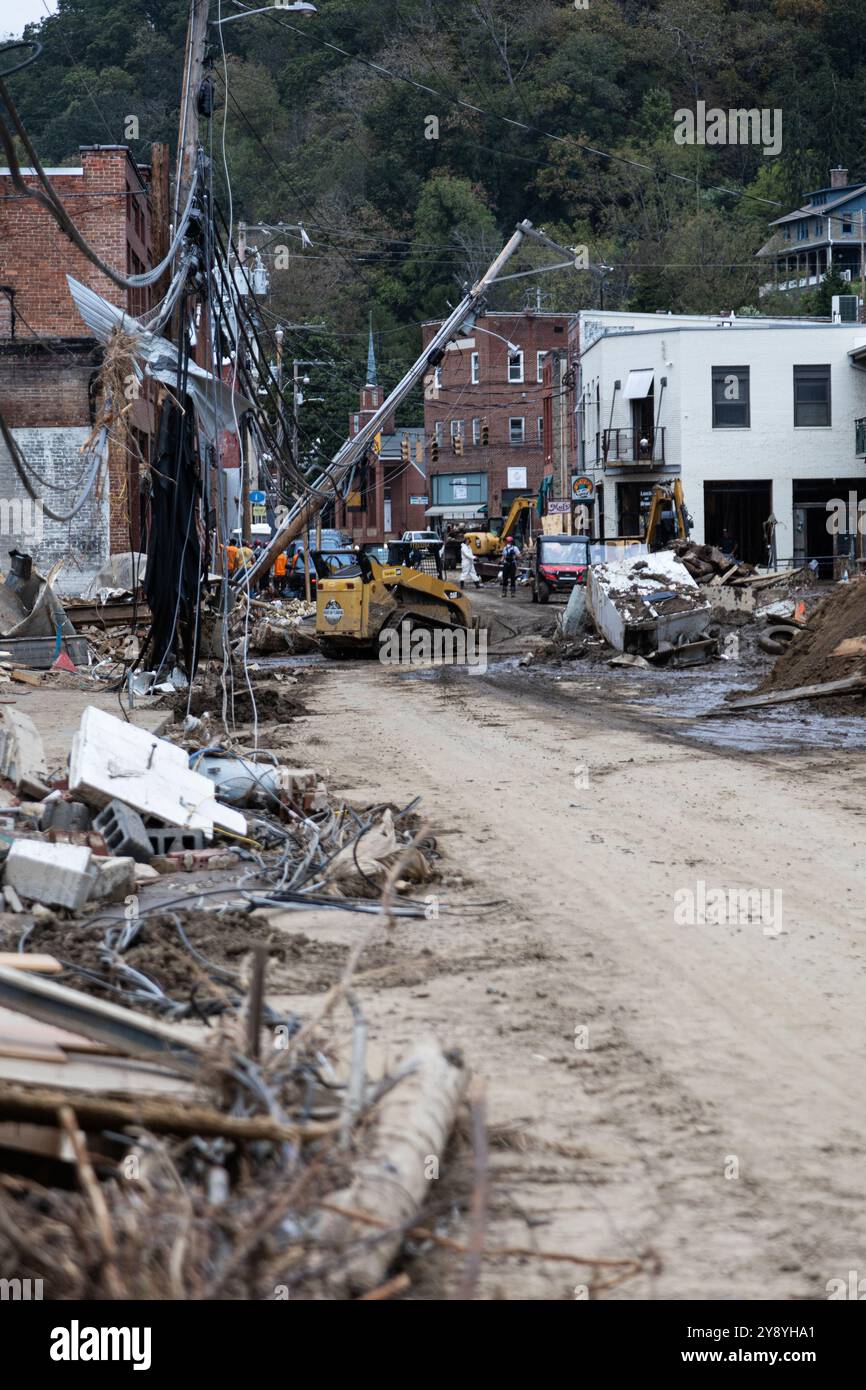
[{"x1": 224, "y1": 533, "x2": 299, "y2": 596}]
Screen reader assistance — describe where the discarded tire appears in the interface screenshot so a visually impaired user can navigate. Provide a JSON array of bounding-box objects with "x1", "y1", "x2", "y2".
[{"x1": 762, "y1": 623, "x2": 798, "y2": 646}]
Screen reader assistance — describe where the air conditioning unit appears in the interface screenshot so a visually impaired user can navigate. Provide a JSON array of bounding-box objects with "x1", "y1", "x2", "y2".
[
  {"x1": 842, "y1": 269, "x2": 852, "y2": 282},
  {"x1": 832, "y1": 293, "x2": 859, "y2": 323}
]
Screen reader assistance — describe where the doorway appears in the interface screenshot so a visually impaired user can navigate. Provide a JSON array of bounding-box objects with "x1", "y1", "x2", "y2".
[{"x1": 703, "y1": 480, "x2": 772, "y2": 565}]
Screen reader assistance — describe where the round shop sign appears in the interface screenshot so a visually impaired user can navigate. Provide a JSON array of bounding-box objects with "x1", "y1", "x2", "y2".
[
  {"x1": 571, "y1": 475, "x2": 594, "y2": 501},
  {"x1": 323, "y1": 599, "x2": 344, "y2": 626}
]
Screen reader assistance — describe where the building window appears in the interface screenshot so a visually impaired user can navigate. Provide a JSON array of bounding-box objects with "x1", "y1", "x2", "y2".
[
  {"x1": 842, "y1": 216, "x2": 853, "y2": 235},
  {"x1": 536, "y1": 351, "x2": 545, "y2": 382},
  {"x1": 470, "y1": 352, "x2": 479, "y2": 384},
  {"x1": 793, "y1": 365, "x2": 831, "y2": 427},
  {"x1": 815, "y1": 218, "x2": 823, "y2": 236},
  {"x1": 712, "y1": 366, "x2": 750, "y2": 428},
  {"x1": 537, "y1": 416, "x2": 544, "y2": 443},
  {"x1": 783, "y1": 225, "x2": 790, "y2": 241},
  {"x1": 434, "y1": 366, "x2": 442, "y2": 389},
  {"x1": 472, "y1": 417, "x2": 481, "y2": 444},
  {"x1": 353, "y1": 414, "x2": 360, "y2": 433},
  {"x1": 434, "y1": 421, "x2": 443, "y2": 444},
  {"x1": 508, "y1": 349, "x2": 524, "y2": 383},
  {"x1": 797, "y1": 221, "x2": 808, "y2": 241},
  {"x1": 509, "y1": 417, "x2": 525, "y2": 445},
  {"x1": 450, "y1": 419, "x2": 464, "y2": 439}
]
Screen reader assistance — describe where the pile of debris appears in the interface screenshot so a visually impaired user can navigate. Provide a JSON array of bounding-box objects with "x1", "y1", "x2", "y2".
[
  {"x1": 587, "y1": 551, "x2": 716, "y2": 664},
  {"x1": 0, "y1": 691, "x2": 498, "y2": 1299},
  {"x1": 249, "y1": 597, "x2": 317, "y2": 655},
  {"x1": 755, "y1": 575, "x2": 866, "y2": 701},
  {"x1": 670, "y1": 540, "x2": 755, "y2": 584}
]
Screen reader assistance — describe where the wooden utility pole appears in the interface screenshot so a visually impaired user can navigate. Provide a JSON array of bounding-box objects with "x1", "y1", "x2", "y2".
[
  {"x1": 149, "y1": 142, "x2": 171, "y2": 307},
  {"x1": 174, "y1": 0, "x2": 209, "y2": 230}
]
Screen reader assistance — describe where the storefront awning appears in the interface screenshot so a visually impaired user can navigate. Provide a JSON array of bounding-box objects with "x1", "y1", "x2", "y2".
[
  {"x1": 425, "y1": 504, "x2": 486, "y2": 519},
  {"x1": 624, "y1": 369, "x2": 654, "y2": 399}
]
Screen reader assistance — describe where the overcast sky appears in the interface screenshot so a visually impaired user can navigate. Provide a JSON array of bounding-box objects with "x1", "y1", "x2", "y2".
[{"x1": 0, "y1": 0, "x2": 56, "y2": 39}]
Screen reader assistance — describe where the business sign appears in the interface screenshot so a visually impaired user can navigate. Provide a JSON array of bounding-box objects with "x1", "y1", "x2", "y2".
[
  {"x1": 507, "y1": 466, "x2": 528, "y2": 489},
  {"x1": 452, "y1": 484, "x2": 468, "y2": 500},
  {"x1": 410, "y1": 495, "x2": 429, "y2": 506},
  {"x1": 571, "y1": 475, "x2": 594, "y2": 500},
  {"x1": 547, "y1": 500, "x2": 571, "y2": 515}
]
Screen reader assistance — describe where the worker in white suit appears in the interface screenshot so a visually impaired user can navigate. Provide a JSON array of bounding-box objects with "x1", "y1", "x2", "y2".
[{"x1": 460, "y1": 538, "x2": 482, "y2": 589}]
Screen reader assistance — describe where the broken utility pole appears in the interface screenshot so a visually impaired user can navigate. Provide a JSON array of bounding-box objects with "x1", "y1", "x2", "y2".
[{"x1": 242, "y1": 220, "x2": 538, "y2": 586}]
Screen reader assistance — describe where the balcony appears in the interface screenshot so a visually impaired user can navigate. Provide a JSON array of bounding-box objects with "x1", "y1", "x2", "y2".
[
  {"x1": 856, "y1": 417, "x2": 866, "y2": 456},
  {"x1": 599, "y1": 426, "x2": 665, "y2": 468}
]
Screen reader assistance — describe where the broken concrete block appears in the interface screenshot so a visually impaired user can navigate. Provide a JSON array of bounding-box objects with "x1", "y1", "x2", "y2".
[
  {"x1": 93, "y1": 799, "x2": 153, "y2": 863},
  {"x1": 0, "y1": 709, "x2": 48, "y2": 796},
  {"x1": 87, "y1": 855, "x2": 136, "y2": 905},
  {"x1": 3, "y1": 884, "x2": 23, "y2": 913},
  {"x1": 133, "y1": 862, "x2": 160, "y2": 883},
  {"x1": 68, "y1": 706, "x2": 246, "y2": 839},
  {"x1": 39, "y1": 799, "x2": 92, "y2": 834},
  {"x1": 3, "y1": 841, "x2": 93, "y2": 910}
]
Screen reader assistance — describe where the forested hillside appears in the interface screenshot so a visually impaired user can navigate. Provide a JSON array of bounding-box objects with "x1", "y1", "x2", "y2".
[{"x1": 9, "y1": 0, "x2": 866, "y2": 431}]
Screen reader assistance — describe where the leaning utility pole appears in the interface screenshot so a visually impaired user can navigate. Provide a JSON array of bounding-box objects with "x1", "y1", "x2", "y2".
[{"x1": 242, "y1": 220, "x2": 538, "y2": 587}]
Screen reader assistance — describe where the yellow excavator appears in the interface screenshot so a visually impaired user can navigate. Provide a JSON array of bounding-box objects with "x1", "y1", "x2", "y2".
[
  {"x1": 644, "y1": 479, "x2": 691, "y2": 550},
  {"x1": 313, "y1": 542, "x2": 476, "y2": 654},
  {"x1": 463, "y1": 495, "x2": 536, "y2": 557}
]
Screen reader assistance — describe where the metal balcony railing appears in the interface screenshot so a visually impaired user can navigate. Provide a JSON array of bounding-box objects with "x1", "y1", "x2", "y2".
[{"x1": 599, "y1": 426, "x2": 665, "y2": 466}]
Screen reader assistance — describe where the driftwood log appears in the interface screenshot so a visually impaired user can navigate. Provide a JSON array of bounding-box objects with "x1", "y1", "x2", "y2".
[{"x1": 315, "y1": 1039, "x2": 467, "y2": 1296}]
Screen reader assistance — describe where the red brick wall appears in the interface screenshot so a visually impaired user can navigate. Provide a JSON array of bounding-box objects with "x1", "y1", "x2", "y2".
[
  {"x1": 0, "y1": 147, "x2": 152, "y2": 336},
  {"x1": 0, "y1": 347, "x2": 97, "y2": 427},
  {"x1": 0, "y1": 147, "x2": 156, "y2": 556},
  {"x1": 422, "y1": 312, "x2": 573, "y2": 519}
]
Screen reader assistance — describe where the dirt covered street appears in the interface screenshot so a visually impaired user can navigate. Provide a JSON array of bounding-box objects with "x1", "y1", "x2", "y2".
[{"x1": 291, "y1": 630, "x2": 866, "y2": 1301}]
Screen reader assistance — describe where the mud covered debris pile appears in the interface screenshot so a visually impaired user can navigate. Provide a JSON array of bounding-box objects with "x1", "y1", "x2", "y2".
[{"x1": 760, "y1": 577, "x2": 866, "y2": 694}]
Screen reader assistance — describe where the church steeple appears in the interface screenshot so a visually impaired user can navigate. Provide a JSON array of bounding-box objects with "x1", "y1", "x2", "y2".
[{"x1": 366, "y1": 313, "x2": 377, "y2": 387}]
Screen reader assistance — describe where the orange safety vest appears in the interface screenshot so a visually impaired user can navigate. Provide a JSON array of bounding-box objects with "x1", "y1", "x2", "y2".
[{"x1": 274, "y1": 552, "x2": 287, "y2": 577}]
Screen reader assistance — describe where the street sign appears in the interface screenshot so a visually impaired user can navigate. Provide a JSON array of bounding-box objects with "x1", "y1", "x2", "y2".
[
  {"x1": 249, "y1": 489, "x2": 266, "y2": 505},
  {"x1": 410, "y1": 495, "x2": 428, "y2": 505}
]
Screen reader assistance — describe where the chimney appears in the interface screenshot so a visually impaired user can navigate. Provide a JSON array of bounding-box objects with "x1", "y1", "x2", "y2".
[{"x1": 830, "y1": 166, "x2": 849, "y2": 190}]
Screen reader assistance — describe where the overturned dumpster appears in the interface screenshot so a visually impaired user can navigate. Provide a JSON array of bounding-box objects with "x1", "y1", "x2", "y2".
[{"x1": 588, "y1": 551, "x2": 716, "y2": 663}]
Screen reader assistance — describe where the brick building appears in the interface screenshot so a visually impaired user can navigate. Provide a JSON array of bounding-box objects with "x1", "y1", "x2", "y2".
[
  {"x1": 421, "y1": 310, "x2": 573, "y2": 533},
  {"x1": 0, "y1": 146, "x2": 158, "y2": 591},
  {"x1": 332, "y1": 332, "x2": 429, "y2": 543}
]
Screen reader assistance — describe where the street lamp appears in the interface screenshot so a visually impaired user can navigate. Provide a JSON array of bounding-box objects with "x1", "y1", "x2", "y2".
[
  {"x1": 214, "y1": 3, "x2": 317, "y2": 27},
  {"x1": 471, "y1": 324, "x2": 520, "y2": 354}
]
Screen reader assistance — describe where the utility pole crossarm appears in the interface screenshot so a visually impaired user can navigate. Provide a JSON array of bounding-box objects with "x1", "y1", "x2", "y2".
[{"x1": 241, "y1": 220, "x2": 535, "y2": 585}]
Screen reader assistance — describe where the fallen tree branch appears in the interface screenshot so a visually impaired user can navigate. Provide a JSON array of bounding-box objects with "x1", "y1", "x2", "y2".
[{"x1": 0, "y1": 1084, "x2": 338, "y2": 1144}]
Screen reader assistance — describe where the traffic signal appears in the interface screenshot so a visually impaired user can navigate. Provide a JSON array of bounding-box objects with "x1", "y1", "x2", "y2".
[
  {"x1": 431, "y1": 439, "x2": 439, "y2": 464},
  {"x1": 481, "y1": 421, "x2": 489, "y2": 446},
  {"x1": 454, "y1": 432, "x2": 464, "y2": 456},
  {"x1": 401, "y1": 433, "x2": 410, "y2": 462}
]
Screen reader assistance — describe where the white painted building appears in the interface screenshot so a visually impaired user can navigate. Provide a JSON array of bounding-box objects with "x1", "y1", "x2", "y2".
[{"x1": 576, "y1": 309, "x2": 866, "y2": 568}]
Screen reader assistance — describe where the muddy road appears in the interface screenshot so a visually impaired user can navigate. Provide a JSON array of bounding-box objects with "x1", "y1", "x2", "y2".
[{"x1": 291, "y1": 632, "x2": 866, "y2": 1301}]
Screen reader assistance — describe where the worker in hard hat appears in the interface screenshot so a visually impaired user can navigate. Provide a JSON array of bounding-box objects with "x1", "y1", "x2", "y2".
[
  {"x1": 501, "y1": 534, "x2": 521, "y2": 597},
  {"x1": 273, "y1": 547, "x2": 288, "y2": 596}
]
